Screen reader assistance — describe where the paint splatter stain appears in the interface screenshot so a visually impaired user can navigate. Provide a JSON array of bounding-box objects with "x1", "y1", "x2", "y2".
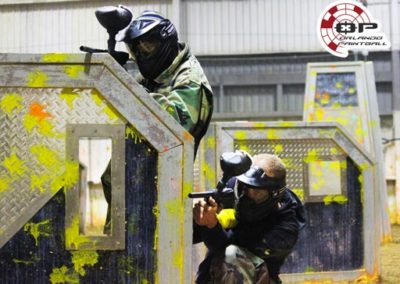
[
  {"x1": 24, "y1": 219, "x2": 52, "y2": 246},
  {"x1": 27, "y1": 69, "x2": 48, "y2": 87},
  {"x1": 2, "y1": 153, "x2": 26, "y2": 176},
  {"x1": 126, "y1": 125, "x2": 144, "y2": 143},
  {"x1": 0, "y1": 93, "x2": 23, "y2": 116},
  {"x1": 64, "y1": 65, "x2": 84, "y2": 78},
  {"x1": 29, "y1": 102, "x2": 53, "y2": 121},
  {"x1": 49, "y1": 265, "x2": 79, "y2": 284},
  {"x1": 60, "y1": 89, "x2": 80, "y2": 110},
  {"x1": 71, "y1": 250, "x2": 99, "y2": 276},
  {"x1": 42, "y1": 53, "x2": 69, "y2": 62}
]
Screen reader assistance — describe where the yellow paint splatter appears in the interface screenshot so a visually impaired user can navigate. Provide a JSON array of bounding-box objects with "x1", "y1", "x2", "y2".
[
  {"x1": 330, "y1": 148, "x2": 338, "y2": 155},
  {"x1": 266, "y1": 129, "x2": 279, "y2": 139},
  {"x1": 202, "y1": 163, "x2": 216, "y2": 187},
  {"x1": 336, "y1": 117, "x2": 349, "y2": 126},
  {"x1": 2, "y1": 153, "x2": 26, "y2": 176},
  {"x1": 71, "y1": 250, "x2": 99, "y2": 276},
  {"x1": 49, "y1": 265, "x2": 79, "y2": 284},
  {"x1": 152, "y1": 205, "x2": 159, "y2": 251},
  {"x1": 23, "y1": 114, "x2": 63, "y2": 138},
  {"x1": 303, "y1": 149, "x2": 319, "y2": 163},
  {"x1": 236, "y1": 143, "x2": 250, "y2": 154},
  {"x1": 172, "y1": 248, "x2": 183, "y2": 268},
  {"x1": 273, "y1": 144, "x2": 283, "y2": 154},
  {"x1": 30, "y1": 145, "x2": 63, "y2": 169},
  {"x1": 42, "y1": 53, "x2": 69, "y2": 62},
  {"x1": 64, "y1": 65, "x2": 84, "y2": 78},
  {"x1": 234, "y1": 131, "x2": 247, "y2": 140},
  {"x1": 323, "y1": 195, "x2": 348, "y2": 205},
  {"x1": 92, "y1": 90, "x2": 104, "y2": 106},
  {"x1": 277, "y1": 121, "x2": 296, "y2": 127},
  {"x1": 164, "y1": 198, "x2": 184, "y2": 218},
  {"x1": 0, "y1": 174, "x2": 12, "y2": 193},
  {"x1": 315, "y1": 108, "x2": 325, "y2": 120},
  {"x1": 27, "y1": 69, "x2": 48, "y2": 87},
  {"x1": 126, "y1": 125, "x2": 144, "y2": 143},
  {"x1": 183, "y1": 182, "x2": 193, "y2": 198},
  {"x1": 64, "y1": 160, "x2": 79, "y2": 189},
  {"x1": 0, "y1": 93, "x2": 23, "y2": 116},
  {"x1": 60, "y1": 89, "x2": 80, "y2": 110},
  {"x1": 31, "y1": 174, "x2": 49, "y2": 193},
  {"x1": 24, "y1": 219, "x2": 51, "y2": 246},
  {"x1": 206, "y1": 136, "x2": 216, "y2": 149},
  {"x1": 66, "y1": 216, "x2": 93, "y2": 249}
]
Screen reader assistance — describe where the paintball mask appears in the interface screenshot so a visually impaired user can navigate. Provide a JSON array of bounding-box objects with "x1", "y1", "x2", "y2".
[{"x1": 235, "y1": 166, "x2": 287, "y2": 223}]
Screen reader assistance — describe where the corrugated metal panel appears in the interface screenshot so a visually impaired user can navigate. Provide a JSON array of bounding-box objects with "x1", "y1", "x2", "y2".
[
  {"x1": 282, "y1": 84, "x2": 305, "y2": 112},
  {"x1": 1, "y1": 0, "x2": 397, "y2": 56},
  {"x1": 183, "y1": 0, "x2": 332, "y2": 55},
  {"x1": 0, "y1": 1, "x2": 173, "y2": 53},
  {"x1": 183, "y1": 0, "x2": 396, "y2": 55},
  {"x1": 376, "y1": 83, "x2": 393, "y2": 115},
  {"x1": 223, "y1": 85, "x2": 275, "y2": 113}
]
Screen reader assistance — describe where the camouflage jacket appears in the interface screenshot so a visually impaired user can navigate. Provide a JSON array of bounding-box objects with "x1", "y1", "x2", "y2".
[{"x1": 137, "y1": 43, "x2": 213, "y2": 153}]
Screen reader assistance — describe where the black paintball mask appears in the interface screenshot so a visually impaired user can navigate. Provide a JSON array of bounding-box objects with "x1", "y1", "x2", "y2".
[
  {"x1": 120, "y1": 10, "x2": 179, "y2": 80},
  {"x1": 235, "y1": 166, "x2": 287, "y2": 223}
]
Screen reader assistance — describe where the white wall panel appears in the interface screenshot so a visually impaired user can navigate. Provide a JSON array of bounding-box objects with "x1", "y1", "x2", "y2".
[
  {"x1": 0, "y1": 0, "x2": 173, "y2": 54},
  {"x1": 0, "y1": 0, "x2": 398, "y2": 55},
  {"x1": 183, "y1": 0, "x2": 398, "y2": 55}
]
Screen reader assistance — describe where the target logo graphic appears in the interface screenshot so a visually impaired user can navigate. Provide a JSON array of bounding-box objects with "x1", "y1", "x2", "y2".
[{"x1": 318, "y1": 0, "x2": 390, "y2": 58}]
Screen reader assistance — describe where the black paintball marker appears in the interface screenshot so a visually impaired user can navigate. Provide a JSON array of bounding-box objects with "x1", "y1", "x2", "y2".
[
  {"x1": 189, "y1": 151, "x2": 252, "y2": 207},
  {"x1": 80, "y1": 5, "x2": 132, "y2": 66}
]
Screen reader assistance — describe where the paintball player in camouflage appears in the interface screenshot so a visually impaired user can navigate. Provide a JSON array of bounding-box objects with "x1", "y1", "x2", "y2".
[
  {"x1": 120, "y1": 10, "x2": 213, "y2": 154},
  {"x1": 101, "y1": 10, "x2": 213, "y2": 233},
  {"x1": 193, "y1": 154, "x2": 305, "y2": 284}
]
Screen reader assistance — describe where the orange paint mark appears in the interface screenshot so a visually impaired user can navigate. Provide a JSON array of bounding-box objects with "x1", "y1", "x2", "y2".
[
  {"x1": 183, "y1": 131, "x2": 193, "y2": 142},
  {"x1": 29, "y1": 102, "x2": 53, "y2": 121}
]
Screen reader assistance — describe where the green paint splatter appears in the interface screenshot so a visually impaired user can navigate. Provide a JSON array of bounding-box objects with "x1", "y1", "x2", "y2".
[
  {"x1": 27, "y1": 69, "x2": 48, "y2": 87},
  {"x1": 71, "y1": 251, "x2": 99, "y2": 276},
  {"x1": 0, "y1": 93, "x2": 23, "y2": 116},
  {"x1": 24, "y1": 220, "x2": 52, "y2": 246},
  {"x1": 49, "y1": 265, "x2": 79, "y2": 284}
]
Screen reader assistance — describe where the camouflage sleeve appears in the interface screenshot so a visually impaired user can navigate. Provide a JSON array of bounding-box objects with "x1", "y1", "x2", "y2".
[{"x1": 150, "y1": 81, "x2": 201, "y2": 135}]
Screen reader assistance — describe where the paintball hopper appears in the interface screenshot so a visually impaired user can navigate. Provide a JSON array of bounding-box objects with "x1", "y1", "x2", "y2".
[
  {"x1": 95, "y1": 5, "x2": 133, "y2": 35},
  {"x1": 80, "y1": 5, "x2": 132, "y2": 66}
]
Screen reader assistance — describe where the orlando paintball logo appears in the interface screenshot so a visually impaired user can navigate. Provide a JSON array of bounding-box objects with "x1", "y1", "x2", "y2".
[{"x1": 318, "y1": 0, "x2": 390, "y2": 58}]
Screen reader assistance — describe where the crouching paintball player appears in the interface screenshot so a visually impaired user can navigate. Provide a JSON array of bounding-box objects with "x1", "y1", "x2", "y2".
[{"x1": 193, "y1": 153, "x2": 306, "y2": 284}]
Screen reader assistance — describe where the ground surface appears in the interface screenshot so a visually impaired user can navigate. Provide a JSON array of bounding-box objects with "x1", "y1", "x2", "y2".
[{"x1": 379, "y1": 225, "x2": 400, "y2": 283}]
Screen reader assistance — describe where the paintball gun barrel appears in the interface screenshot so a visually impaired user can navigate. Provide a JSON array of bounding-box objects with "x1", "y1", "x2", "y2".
[{"x1": 188, "y1": 151, "x2": 252, "y2": 205}]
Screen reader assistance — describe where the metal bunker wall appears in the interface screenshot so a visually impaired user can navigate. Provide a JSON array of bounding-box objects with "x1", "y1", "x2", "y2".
[{"x1": 0, "y1": 53, "x2": 194, "y2": 283}]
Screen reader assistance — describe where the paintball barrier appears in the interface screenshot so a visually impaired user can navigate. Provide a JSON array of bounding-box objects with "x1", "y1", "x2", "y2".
[
  {"x1": 0, "y1": 53, "x2": 193, "y2": 283},
  {"x1": 196, "y1": 121, "x2": 379, "y2": 283}
]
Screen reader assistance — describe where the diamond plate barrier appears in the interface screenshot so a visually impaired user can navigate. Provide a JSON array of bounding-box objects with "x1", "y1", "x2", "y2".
[
  {"x1": 196, "y1": 121, "x2": 379, "y2": 283},
  {"x1": 0, "y1": 53, "x2": 194, "y2": 284}
]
